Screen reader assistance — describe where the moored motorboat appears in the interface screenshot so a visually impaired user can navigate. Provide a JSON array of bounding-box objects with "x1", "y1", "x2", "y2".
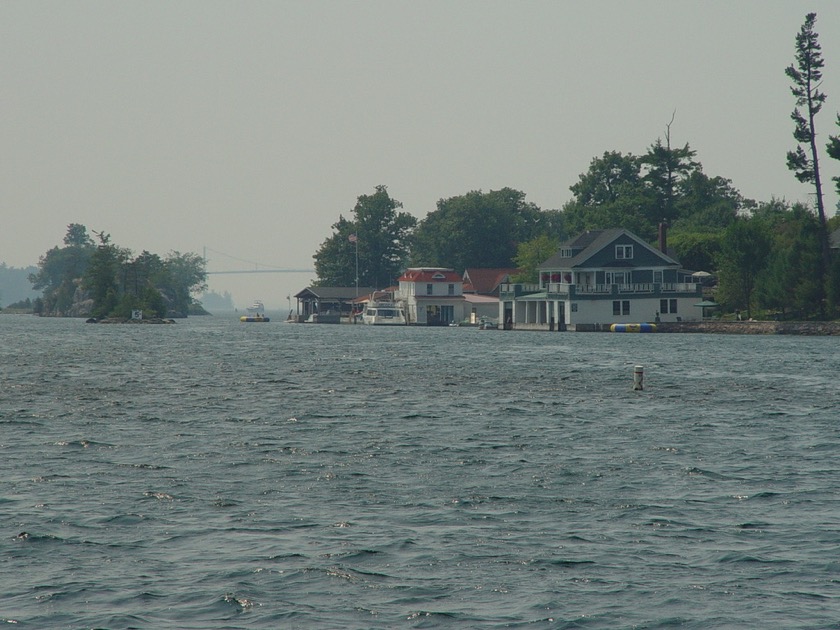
[{"x1": 362, "y1": 301, "x2": 407, "y2": 325}]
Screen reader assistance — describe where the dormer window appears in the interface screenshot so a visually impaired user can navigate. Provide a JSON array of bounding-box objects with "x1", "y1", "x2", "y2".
[
  {"x1": 560, "y1": 248, "x2": 573, "y2": 258},
  {"x1": 432, "y1": 272, "x2": 446, "y2": 280},
  {"x1": 615, "y1": 245, "x2": 633, "y2": 260}
]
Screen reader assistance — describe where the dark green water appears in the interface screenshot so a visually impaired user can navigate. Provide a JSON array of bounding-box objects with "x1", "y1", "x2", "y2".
[{"x1": 2, "y1": 314, "x2": 839, "y2": 628}]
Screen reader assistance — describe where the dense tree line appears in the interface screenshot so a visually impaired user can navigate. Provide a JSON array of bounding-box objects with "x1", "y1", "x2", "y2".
[
  {"x1": 0, "y1": 263, "x2": 39, "y2": 308},
  {"x1": 30, "y1": 224, "x2": 207, "y2": 318},
  {"x1": 311, "y1": 13, "x2": 840, "y2": 320}
]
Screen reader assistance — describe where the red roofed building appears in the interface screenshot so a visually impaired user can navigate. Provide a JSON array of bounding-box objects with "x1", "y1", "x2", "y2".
[
  {"x1": 397, "y1": 267, "x2": 465, "y2": 325},
  {"x1": 462, "y1": 268, "x2": 520, "y2": 296}
]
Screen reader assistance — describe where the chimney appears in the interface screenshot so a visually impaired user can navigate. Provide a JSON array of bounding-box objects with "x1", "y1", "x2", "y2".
[{"x1": 658, "y1": 221, "x2": 668, "y2": 253}]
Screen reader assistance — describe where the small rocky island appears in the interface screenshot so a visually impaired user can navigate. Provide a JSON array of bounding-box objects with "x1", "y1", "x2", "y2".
[{"x1": 86, "y1": 317, "x2": 176, "y2": 324}]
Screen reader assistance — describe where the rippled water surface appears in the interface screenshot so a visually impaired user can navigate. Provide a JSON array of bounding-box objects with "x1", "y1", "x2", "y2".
[{"x1": 2, "y1": 314, "x2": 840, "y2": 628}]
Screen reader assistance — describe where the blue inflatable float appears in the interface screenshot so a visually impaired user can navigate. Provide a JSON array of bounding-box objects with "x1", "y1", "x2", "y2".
[{"x1": 610, "y1": 323, "x2": 656, "y2": 333}]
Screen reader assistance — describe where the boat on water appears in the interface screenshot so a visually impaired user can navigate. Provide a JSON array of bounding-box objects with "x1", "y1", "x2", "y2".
[
  {"x1": 362, "y1": 301, "x2": 407, "y2": 326},
  {"x1": 240, "y1": 301, "x2": 270, "y2": 322},
  {"x1": 478, "y1": 317, "x2": 498, "y2": 330}
]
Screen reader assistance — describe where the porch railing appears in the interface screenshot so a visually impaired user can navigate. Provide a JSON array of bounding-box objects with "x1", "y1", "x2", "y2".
[{"x1": 511, "y1": 282, "x2": 701, "y2": 296}]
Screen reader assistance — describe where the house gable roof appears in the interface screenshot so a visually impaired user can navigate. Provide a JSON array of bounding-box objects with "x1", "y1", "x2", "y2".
[
  {"x1": 538, "y1": 229, "x2": 679, "y2": 270},
  {"x1": 294, "y1": 286, "x2": 375, "y2": 300},
  {"x1": 462, "y1": 268, "x2": 519, "y2": 294},
  {"x1": 399, "y1": 268, "x2": 461, "y2": 283}
]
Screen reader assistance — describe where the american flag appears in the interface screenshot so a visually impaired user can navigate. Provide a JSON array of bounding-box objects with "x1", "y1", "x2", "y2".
[{"x1": 348, "y1": 234, "x2": 357, "y2": 243}]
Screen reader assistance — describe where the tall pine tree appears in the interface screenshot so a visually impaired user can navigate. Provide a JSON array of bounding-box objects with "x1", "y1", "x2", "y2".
[{"x1": 785, "y1": 12, "x2": 830, "y2": 269}]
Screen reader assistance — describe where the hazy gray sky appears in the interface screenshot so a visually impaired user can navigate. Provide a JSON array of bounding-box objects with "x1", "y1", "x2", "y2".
[{"x1": 3, "y1": 1, "x2": 840, "y2": 308}]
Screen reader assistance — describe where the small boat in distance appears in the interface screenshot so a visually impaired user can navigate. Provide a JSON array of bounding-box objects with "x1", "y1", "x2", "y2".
[
  {"x1": 362, "y1": 298, "x2": 407, "y2": 325},
  {"x1": 240, "y1": 301, "x2": 270, "y2": 322}
]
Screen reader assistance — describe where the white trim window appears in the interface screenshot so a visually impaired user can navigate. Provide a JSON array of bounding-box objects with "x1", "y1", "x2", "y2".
[
  {"x1": 615, "y1": 245, "x2": 634, "y2": 260},
  {"x1": 606, "y1": 271, "x2": 628, "y2": 286},
  {"x1": 660, "y1": 298, "x2": 678, "y2": 314}
]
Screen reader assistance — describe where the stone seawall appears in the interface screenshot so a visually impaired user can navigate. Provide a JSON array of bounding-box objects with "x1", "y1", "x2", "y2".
[
  {"x1": 655, "y1": 321, "x2": 840, "y2": 335},
  {"x1": 510, "y1": 321, "x2": 840, "y2": 335}
]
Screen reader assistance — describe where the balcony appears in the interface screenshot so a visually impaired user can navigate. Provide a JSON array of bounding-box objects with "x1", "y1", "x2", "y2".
[
  {"x1": 503, "y1": 281, "x2": 701, "y2": 299},
  {"x1": 499, "y1": 283, "x2": 540, "y2": 298}
]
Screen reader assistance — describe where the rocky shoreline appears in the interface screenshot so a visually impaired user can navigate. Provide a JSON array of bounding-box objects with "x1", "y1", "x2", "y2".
[
  {"x1": 86, "y1": 317, "x2": 176, "y2": 324},
  {"x1": 655, "y1": 320, "x2": 840, "y2": 335}
]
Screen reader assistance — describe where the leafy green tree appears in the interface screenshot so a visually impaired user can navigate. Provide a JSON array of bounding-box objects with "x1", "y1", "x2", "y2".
[
  {"x1": 562, "y1": 151, "x2": 657, "y2": 239},
  {"x1": 564, "y1": 189, "x2": 655, "y2": 241},
  {"x1": 568, "y1": 151, "x2": 642, "y2": 207},
  {"x1": 114, "y1": 251, "x2": 168, "y2": 317},
  {"x1": 29, "y1": 224, "x2": 95, "y2": 315},
  {"x1": 512, "y1": 234, "x2": 560, "y2": 283},
  {"x1": 562, "y1": 142, "x2": 740, "y2": 244},
  {"x1": 313, "y1": 186, "x2": 416, "y2": 288},
  {"x1": 411, "y1": 188, "x2": 555, "y2": 271},
  {"x1": 354, "y1": 185, "x2": 417, "y2": 288},
  {"x1": 127, "y1": 251, "x2": 164, "y2": 297},
  {"x1": 667, "y1": 231, "x2": 722, "y2": 273},
  {"x1": 674, "y1": 171, "x2": 742, "y2": 231},
  {"x1": 312, "y1": 216, "x2": 357, "y2": 286},
  {"x1": 786, "y1": 12, "x2": 830, "y2": 269},
  {"x1": 715, "y1": 218, "x2": 772, "y2": 319},
  {"x1": 158, "y1": 252, "x2": 208, "y2": 316},
  {"x1": 749, "y1": 197, "x2": 794, "y2": 223}
]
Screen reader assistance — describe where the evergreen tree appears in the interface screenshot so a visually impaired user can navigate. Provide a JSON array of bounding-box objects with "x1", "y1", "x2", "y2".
[
  {"x1": 757, "y1": 205, "x2": 823, "y2": 318},
  {"x1": 82, "y1": 232, "x2": 125, "y2": 318},
  {"x1": 827, "y1": 113, "x2": 840, "y2": 197},
  {"x1": 785, "y1": 12, "x2": 830, "y2": 269},
  {"x1": 715, "y1": 219, "x2": 771, "y2": 319},
  {"x1": 640, "y1": 116, "x2": 699, "y2": 226}
]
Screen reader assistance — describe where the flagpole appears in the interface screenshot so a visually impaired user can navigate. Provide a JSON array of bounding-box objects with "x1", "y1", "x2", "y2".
[{"x1": 354, "y1": 236, "x2": 359, "y2": 297}]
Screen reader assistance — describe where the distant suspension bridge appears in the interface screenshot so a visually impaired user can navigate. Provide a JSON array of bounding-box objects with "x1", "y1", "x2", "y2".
[{"x1": 203, "y1": 246, "x2": 314, "y2": 276}]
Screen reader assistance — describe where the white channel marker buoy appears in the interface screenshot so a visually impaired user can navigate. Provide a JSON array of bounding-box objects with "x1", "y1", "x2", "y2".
[{"x1": 633, "y1": 365, "x2": 644, "y2": 391}]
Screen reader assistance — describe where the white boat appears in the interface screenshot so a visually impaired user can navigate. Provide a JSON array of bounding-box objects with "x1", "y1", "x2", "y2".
[
  {"x1": 478, "y1": 317, "x2": 498, "y2": 330},
  {"x1": 240, "y1": 301, "x2": 270, "y2": 323},
  {"x1": 362, "y1": 301, "x2": 407, "y2": 325}
]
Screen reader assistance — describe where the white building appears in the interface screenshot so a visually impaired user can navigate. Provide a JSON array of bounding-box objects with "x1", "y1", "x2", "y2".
[
  {"x1": 499, "y1": 229, "x2": 703, "y2": 330},
  {"x1": 397, "y1": 267, "x2": 465, "y2": 325}
]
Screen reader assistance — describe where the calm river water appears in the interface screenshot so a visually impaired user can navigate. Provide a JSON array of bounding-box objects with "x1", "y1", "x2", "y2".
[{"x1": 2, "y1": 314, "x2": 839, "y2": 628}]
